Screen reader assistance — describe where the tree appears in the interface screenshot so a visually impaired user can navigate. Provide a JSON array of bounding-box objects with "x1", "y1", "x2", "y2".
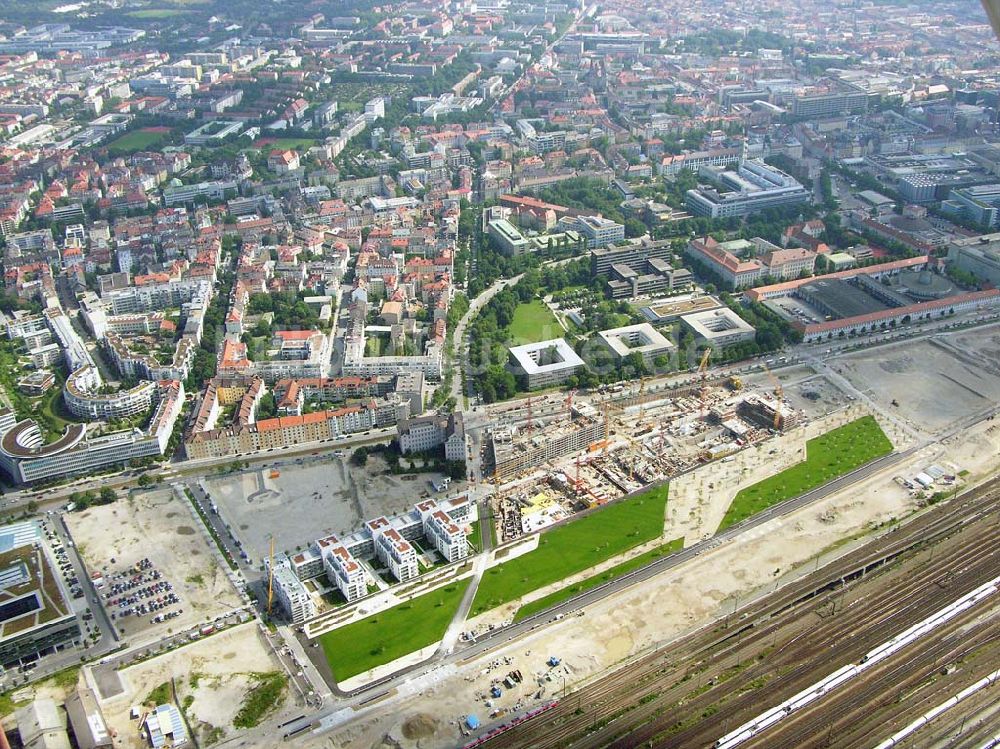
[
  {"x1": 99, "y1": 488, "x2": 117, "y2": 505},
  {"x1": 137, "y1": 473, "x2": 154, "y2": 487},
  {"x1": 624, "y1": 218, "x2": 648, "y2": 239}
]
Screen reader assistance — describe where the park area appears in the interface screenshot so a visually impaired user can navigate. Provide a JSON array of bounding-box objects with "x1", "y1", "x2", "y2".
[
  {"x1": 471, "y1": 485, "x2": 669, "y2": 617},
  {"x1": 509, "y1": 300, "x2": 562, "y2": 345},
  {"x1": 513, "y1": 536, "x2": 683, "y2": 622},
  {"x1": 317, "y1": 580, "x2": 470, "y2": 682},
  {"x1": 718, "y1": 415, "x2": 893, "y2": 531}
]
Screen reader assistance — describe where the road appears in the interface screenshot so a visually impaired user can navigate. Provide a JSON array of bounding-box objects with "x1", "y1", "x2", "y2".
[{"x1": 450, "y1": 274, "x2": 524, "y2": 406}]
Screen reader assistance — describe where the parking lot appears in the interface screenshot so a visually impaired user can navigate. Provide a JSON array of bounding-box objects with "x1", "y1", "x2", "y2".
[
  {"x1": 99, "y1": 557, "x2": 182, "y2": 637},
  {"x1": 65, "y1": 488, "x2": 243, "y2": 643}
]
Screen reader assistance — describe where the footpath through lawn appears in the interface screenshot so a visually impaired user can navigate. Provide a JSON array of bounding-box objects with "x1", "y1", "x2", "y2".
[
  {"x1": 471, "y1": 484, "x2": 669, "y2": 617},
  {"x1": 718, "y1": 415, "x2": 893, "y2": 531},
  {"x1": 319, "y1": 579, "x2": 470, "y2": 682}
]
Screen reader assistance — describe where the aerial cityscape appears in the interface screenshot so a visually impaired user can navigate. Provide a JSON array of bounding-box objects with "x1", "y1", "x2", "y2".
[{"x1": 0, "y1": 0, "x2": 996, "y2": 746}]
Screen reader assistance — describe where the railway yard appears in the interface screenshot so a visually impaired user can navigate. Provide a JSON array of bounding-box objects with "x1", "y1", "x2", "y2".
[{"x1": 475, "y1": 476, "x2": 1000, "y2": 749}]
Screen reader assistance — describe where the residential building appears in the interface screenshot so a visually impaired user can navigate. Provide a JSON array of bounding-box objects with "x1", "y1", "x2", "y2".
[{"x1": 269, "y1": 558, "x2": 316, "y2": 623}]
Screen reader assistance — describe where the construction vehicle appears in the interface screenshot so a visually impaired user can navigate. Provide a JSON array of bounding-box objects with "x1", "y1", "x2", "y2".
[{"x1": 727, "y1": 375, "x2": 743, "y2": 391}]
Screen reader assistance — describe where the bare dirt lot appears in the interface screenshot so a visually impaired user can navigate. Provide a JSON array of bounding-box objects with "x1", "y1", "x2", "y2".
[
  {"x1": 101, "y1": 622, "x2": 285, "y2": 749},
  {"x1": 204, "y1": 454, "x2": 456, "y2": 559},
  {"x1": 66, "y1": 488, "x2": 242, "y2": 644},
  {"x1": 832, "y1": 330, "x2": 1000, "y2": 433}
]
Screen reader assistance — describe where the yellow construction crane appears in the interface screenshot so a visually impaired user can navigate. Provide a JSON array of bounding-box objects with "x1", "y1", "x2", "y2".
[
  {"x1": 698, "y1": 348, "x2": 711, "y2": 418},
  {"x1": 266, "y1": 536, "x2": 274, "y2": 618},
  {"x1": 760, "y1": 360, "x2": 783, "y2": 400},
  {"x1": 638, "y1": 378, "x2": 646, "y2": 422},
  {"x1": 759, "y1": 361, "x2": 784, "y2": 431}
]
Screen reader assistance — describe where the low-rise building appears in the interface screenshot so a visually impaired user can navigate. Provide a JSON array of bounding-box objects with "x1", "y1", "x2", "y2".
[
  {"x1": 509, "y1": 338, "x2": 585, "y2": 389},
  {"x1": 595, "y1": 323, "x2": 675, "y2": 367},
  {"x1": 680, "y1": 308, "x2": 757, "y2": 348}
]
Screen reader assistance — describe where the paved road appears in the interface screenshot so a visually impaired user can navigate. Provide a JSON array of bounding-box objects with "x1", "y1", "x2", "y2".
[{"x1": 450, "y1": 275, "x2": 524, "y2": 406}]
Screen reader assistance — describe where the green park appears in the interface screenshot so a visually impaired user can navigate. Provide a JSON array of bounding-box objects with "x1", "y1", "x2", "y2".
[
  {"x1": 318, "y1": 580, "x2": 470, "y2": 681},
  {"x1": 718, "y1": 415, "x2": 893, "y2": 531},
  {"x1": 471, "y1": 484, "x2": 669, "y2": 617},
  {"x1": 508, "y1": 300, "x2": 562, "y2": 345}
]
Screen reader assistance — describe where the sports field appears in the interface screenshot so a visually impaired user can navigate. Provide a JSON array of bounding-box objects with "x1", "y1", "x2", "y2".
[
  {"x1": 107, "y1": 129, "x2": 168, "y2": 153},
  {"x1": 318, "y1": 580, "x2": 470, "y2": 681},
  {"x1": 513, "y1": 536, "x2": 683, "y2": 622},
  {"x1": 718, "y1": 415, "x2": 893, "y2": 531},
  {"x1": 470, "y1": 485, "x2": 669, "y2": 617},
  {"x1": 509, "y1": 300, "x2": 561, "y2": 345}
]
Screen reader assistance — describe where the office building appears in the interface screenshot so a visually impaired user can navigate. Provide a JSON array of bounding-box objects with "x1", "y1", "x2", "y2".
[
  {"x1": 487, "y1": 218, "x2": 532, "y2": 256},
  {"x1": 947, "y1": 232, "x2": 1000, "y2": 286},
  {"x1": 508, "y1": 338, "x2": 585, "y2": 389},
  {"x1": 686, "y1": 160, "x2": 809, "y2": 219},
  {"x1": 942, "y1": 184, "x2": 1000, "y2": 227},
  {"x1": 680, "y1": 308, "x2": 757, "y2": 348},
  {"x1": 595, "y1": 323, "x2": 675, "y2": 367},
  {"x1": 0, "y1": 521, "x2": 80, "y2": 666},
  {"x1": 559, "y1": 214, "x2": 625, "y2": 248}
]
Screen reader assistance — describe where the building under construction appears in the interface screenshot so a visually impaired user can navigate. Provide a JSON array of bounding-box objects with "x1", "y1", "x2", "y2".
[
  {"x1": 738, "y1": 394, "x2": 800, "y2": 431},
  {"x1": 488, "y1": 403, "x2": 607, "y2": 482}
]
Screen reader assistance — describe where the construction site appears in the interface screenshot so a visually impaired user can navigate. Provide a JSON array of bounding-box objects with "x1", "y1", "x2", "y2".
[{"x1": 485, "y1": 356, "x2": 805, "y2": 545}]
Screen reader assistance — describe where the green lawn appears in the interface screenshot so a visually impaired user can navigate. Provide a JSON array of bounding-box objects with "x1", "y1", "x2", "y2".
[
  {"x1": 509, "y1": 300, "x2": 562, "y2": 345},
  {"x1": 318, "y1": 580, "x2": 470, "y2": 681},
  {"x1": 253, "y1": 137, "x2": 318, "y2": 151},
  {"x1": 470, "y1": 484, "x2": 669, "y2": 617},
  {"x1": 107, "y1": 129, "x2": 167, "y2": 153},
  {"x1": 126, "y1": 8, "x2": 188, "y2": 18},
  {"x1": 467, "y1": 520, "x2": 482, "y2": 552},
  {"x1": 718, "y1": 416, "x2": 893, "y2": 531},
  {"x1": 513, "y1": 537, "x2": 684, "y2": 622}
]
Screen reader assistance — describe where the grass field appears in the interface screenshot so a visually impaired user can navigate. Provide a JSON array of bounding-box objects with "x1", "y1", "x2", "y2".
[
  {"x1": 252, "y1": 137, "x2": 317, "y2": 151},
  {"x1": 718, "y1": 415, "x2": 893, "y2": 531},
  {"x1": 107, "y1": 129, "x2": 168, "y2": 153},
  {"x1": 509, "y1": 300, "x2": 561, "y2": 345},
  {"x1": 318, "y1": 580, "x2": 470, "y2": 681},
  {"x1": 470, "y1": 485, "x2": 669, "y2": 617},
  {"x1": 468, "y1": 520, "x2": 482, "y2": 552},
  {"x1": 126, "y1": 8, "x2": 188, "y2": 18},
  {"x1": 513, "y1": 537, "x2": 684, "y2": 622}
]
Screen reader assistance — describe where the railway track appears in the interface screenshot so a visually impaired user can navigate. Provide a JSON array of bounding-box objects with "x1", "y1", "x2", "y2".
[
  {"x1": 477, "y1": 476, "x2": 1000, "y2": 749},
  {"x1": 594, "y1": 527, "x2": 1000, "y2": 749},
  {"x1": 757, "y1": 613, "x2": 1000, "y2": 748}
]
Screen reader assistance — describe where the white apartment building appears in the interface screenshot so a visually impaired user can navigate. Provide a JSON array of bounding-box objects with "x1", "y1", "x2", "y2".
[
  {"x1": 270, "y1": 560, "x2": 316, "y2": 624},
  {"x1": 368, "y1": 518, "x2": 418, "y2": 582},
  {"x1": 321, "y1": 541, "x2": 367, "y2": 602},
  {"x1": 421, "y1": 508, "x2": 469, "y2": 563}
]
